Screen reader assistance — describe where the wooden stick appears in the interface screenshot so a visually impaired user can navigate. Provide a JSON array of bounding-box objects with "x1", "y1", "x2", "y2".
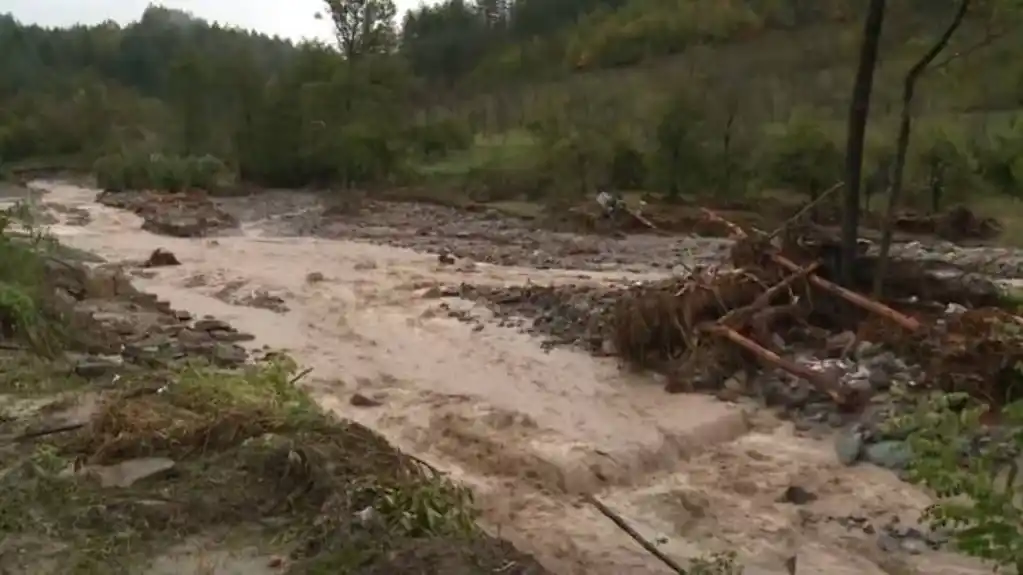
[
  {"x1": 702, "y1": 208, "x2": 746, "y2": 238},
  {"x1": 583, "y1": 493, "x2": 688, "y2": 574},
  {"x1": 719, "y1": 262, "x2": 820, "y2": 326},
  {"x1": 767, "y1": 182, "x2": 844, "y2": 240},
  {"x1": 701, "y1": 323, "x2": 851, "y2": 405},
  {"x1": 769, "y1": 252, "x2": 921, "y2": 331},
  {"x1": 701, "y1": 208, "x2": 921, "y2": 332}
]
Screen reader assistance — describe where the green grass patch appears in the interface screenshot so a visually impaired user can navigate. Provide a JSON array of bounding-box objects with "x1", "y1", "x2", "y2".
[
  {"x1": 0, "y1": 356, "x2": 511, "y2": 574},
  {"x1": 414, "y1": 130, "x2": 540, "y2": 179}
]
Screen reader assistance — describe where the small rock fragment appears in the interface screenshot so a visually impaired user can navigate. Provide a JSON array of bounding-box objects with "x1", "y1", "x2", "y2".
[
  {"x1": 779, "y1": 485, "x2": 817, "y2": 505},
  {"x1": 143, "y1": 248, "x2": 181, "y2": 268}
]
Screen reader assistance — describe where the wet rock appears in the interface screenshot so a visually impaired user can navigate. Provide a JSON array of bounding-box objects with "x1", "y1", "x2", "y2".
[
  {"x1": 193, "y1": 318, "x2": 233, "y2": 332},
  {"x1": 143, "y1": 248, "x2": 181, "y2": 268},
  {"x1": 209, "y1": 329, "x2": 256, "y2": 343},
  {"x1": 779, "y1": 485, "x2": 817, "y2": 505},
  {"x1": 72, "y1": 354, "x2": 124, "y2": 378},
  {"x1": 835, "y1": 429, "x2": 864, "y2": 465},
  {"x1": 350, "y1": 393, "x2": 383, "y2": 407},
  {"x1": 863, "y1": 440, "x2": 913, "y2": 470},
  {"x1": 876, "y1": 533, "x2": 902, "y2": 553},
  {"x1": 211, "y1": 343, "x2": 247, "y2": 367}
]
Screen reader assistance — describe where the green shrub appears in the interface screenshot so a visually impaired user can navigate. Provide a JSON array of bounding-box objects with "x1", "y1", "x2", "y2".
[
  {"x1": 92, "y1": 152, "x2": 234, "y2": 193},
  {"x1": 758, "y1": 113, "x2": 842, "y2": 200},
  {"x1": 969, "y1": 117, "x2": 1023, "y2": 198},
  {"x1": 407, "y1": 117, "x2": 474, "y2": 160}
]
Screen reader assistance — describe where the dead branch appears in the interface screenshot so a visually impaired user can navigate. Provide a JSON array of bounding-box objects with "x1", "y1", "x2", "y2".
[
  {"x1": 873, "y1": 0, "x2": 972, "y2": 297},
  {"x1": 767, "y1": 182, "x2": 843, "y2": 241},
  {"x1": 719, "y1": 262, "x2": 820, "y2": 326},
  {"x1": 750, "y1": 303, "x2": 807, "y2": 352},
  {"x1": 770, "y1": 252, "x2": 922, "y2": 332},
  {"x1": 583, "y1": 493, "x2": 688, "y2": 575},
  {"x1": 701, "y1": 208, "x2": 922, "y2": 332},
  {"x1": 932, "y1": 25, "x2": 1010, "y2": 71},
  {"x1": 701, "y1": 323, "x2": 851, "y2": 405}
]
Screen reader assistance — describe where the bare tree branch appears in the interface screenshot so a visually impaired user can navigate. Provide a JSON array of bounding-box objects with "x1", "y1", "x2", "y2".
[{"x1": 873, "y1": 0, "x2": 973, "y2": 297}]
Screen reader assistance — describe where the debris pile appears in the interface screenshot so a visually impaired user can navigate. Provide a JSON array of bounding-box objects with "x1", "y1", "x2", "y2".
[
  {"x1": 607, "y1": 209, "x2": 1021, "y2": 410},
  {"x1": 892, "y1": 205, "x2": 1002, "y2": 242},
  {"x1": 97, "y1": 189, "x2": 238, "y2": 237}
]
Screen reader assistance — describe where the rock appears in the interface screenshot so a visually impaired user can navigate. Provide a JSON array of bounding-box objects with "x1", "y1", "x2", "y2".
[
  {"x1": 211, "y1": 343, "x2": 247, "y2": 367},
  {"x1": 863, "y1": 440, "x2": 913, "y2": 470},
  {"x1": 876, "y1": 533, "x2": 902, "y2": 553},
  {"x1": 143, "y1": 248, "x2": 181, "y2": 268},
  {"x1": 835, "y1": 429, "x2": 864, "y2": 465},
  {"x1": 193, "y1": 318, "x2": 233, "y2": 332},
  {"x1": 438, "y1": 252, "x2": 456, "y2": 265},
  {"x1": 82, "y1": 457, "x2": 176, "y2": 488},
  {"x1": 779, "y1": 485, "x2": 817, "y2": 505},
  {"x1": 73, "y1": 354, "x2": 124, "y2": 378},
  {"x1": 350, "y1": 393, "x2": 382, "y2": 407},
  {"x1": 208, "y1": 329, "x2": 256, "y2": 343},
  {"x1": 306, "y1": 271, "x2": 325, "y2": 283}
]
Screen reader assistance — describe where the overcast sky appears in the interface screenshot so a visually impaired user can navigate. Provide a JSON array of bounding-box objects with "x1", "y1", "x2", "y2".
[{"x1": 5, "y1": 0, "x2": 428, "y2": 42}]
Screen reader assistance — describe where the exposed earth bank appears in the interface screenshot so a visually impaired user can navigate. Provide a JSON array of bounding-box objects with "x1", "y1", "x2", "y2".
[{"x1": 20, "y1": 180, "x2": 1019, "y2": 574}]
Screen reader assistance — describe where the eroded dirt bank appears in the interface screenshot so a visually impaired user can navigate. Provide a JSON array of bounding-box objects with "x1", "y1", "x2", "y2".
[{"x1": 27, "y1": 180, "x2": 998, "y2": 575}]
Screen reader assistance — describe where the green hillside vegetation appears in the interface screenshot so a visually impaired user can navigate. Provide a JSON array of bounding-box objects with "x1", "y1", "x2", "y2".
[{"x1": 2, "y1": 1, "x2": 1023, "y2": 226}]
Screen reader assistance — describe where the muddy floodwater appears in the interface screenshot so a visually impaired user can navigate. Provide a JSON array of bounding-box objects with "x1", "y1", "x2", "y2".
[{"x1": 21, "y1": 180, "x2": 994, "y2": 575}]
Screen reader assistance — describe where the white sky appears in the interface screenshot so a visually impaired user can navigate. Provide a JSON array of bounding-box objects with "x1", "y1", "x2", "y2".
[{"x1": 4, "y1": 0, "x2": 430, "y2": 42}]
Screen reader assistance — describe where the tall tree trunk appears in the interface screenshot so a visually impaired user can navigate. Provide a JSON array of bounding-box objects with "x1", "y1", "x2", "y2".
[
  {"x1": 872, "y1": 0, "x2": 971, "y2": 296},
  {"x1": 840, "y1": 0, "x2": 887, "y2": 287}
]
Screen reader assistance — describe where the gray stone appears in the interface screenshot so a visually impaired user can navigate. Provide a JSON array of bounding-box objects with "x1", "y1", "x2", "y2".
[
  {"x1": 864, "y1": 440, "x2": 913, "y2": 470},
  {"x1": 835, "y1": 429, "x2": 864, "y2": 465},
  {"x1": 73, "y1": 355, "x2": 124, "y2": 378}
]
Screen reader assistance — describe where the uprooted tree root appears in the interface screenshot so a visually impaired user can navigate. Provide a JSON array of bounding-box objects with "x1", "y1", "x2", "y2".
[
  {"x1": 0, "y1": 356, "x2": 546, "y2": 574},
  {"x1": 608, "y1": 209, "x2": 1023, "y2": 410}
]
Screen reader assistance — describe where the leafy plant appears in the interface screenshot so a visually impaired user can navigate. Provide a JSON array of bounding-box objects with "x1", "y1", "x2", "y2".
[{"x1": 893, "y1": 388, "x2": 1023, "y2": 571}]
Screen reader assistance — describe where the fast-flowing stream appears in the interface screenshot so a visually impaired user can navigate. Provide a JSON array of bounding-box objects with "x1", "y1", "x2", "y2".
[{"x1": 22, "y1": 180, "x2": 991, "y2": 575}]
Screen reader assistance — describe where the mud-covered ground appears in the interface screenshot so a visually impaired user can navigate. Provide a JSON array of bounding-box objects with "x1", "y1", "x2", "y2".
[
  {"x1": 213, "y1": 190, "x2": 1023, "y2": 278},
  {"x1": 26, "y1": 181, "x2": 1017, "y2": 575}
]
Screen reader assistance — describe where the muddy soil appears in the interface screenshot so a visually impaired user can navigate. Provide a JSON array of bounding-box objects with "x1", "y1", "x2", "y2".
[
  {"x1": 20, "y1": 181, "x2": 1008, "y2": 575},
  {"x1": 208, "y1": 190, "x2": 1023, "y2": 279}
]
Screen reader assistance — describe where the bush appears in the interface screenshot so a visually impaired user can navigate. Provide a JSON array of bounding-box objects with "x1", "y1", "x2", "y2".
[
  {"x1": 968, "y1": 117, "x2": 1023, "y2": 198},
  {"x1": 649, "y1": 90, "x2": 717, "y2": 199},
  {"x1": 0, "y1": 204, "x2": 67, "y2": 356},
  {"x1": 911, "y1": 127, "x2": 978, "y2": 210},
  {"x1": 894, "y1": 388, "x2": 1023, "y2": 572},
  {"x1": 759, "y1": 114, "x2": 842, "y2": 201},
  {"x1": 407, "y1": 117, "x2": 474, "y2": 161},
  {"x1": 608, "y1": 137, "x2": 648, "y2": 190},
  {"x1": 92, "y1": 152, "x2": 234, "y2": 193}
]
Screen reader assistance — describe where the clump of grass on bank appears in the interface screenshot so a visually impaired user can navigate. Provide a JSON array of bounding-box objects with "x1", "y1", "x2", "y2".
[
  {"x1": 0, "y1": 355, "x2": 513, "y2": 575},
  {"x1": 92, "y1": 152, "x2": 235, "y2": 193},
  {"x1": 0, "y1": 203, "x2": 72, "y2": 358}
]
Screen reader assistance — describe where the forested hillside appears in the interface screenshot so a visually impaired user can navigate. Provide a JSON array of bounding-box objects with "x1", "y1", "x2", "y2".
[{"x1": 2, "y1": 1, "x2": 1022, "y2": 215}]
